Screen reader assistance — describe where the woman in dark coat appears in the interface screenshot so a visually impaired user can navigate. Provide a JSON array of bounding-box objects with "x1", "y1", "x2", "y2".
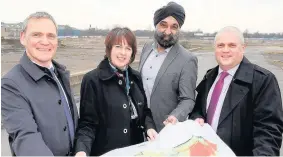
[{"x1": 74, "y1": 27, "x2": 157, "y2": 156}]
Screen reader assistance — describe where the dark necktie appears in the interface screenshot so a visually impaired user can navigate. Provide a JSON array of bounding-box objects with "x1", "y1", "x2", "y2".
[
  {"x1": 49, "y1": 67, "x2": 75, "y2": 146},
  {"x1": 207, "y1": 71, "x2": 229, "y2": 125}
]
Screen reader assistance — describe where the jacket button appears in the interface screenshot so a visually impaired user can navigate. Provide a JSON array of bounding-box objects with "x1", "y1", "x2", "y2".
[
  {"x1": 118, "y1": 80, "x2": 122, "y2": 85},
  {"x1": 130, "y1": 81, "x2": 133, "y2": 84},
  {"x1": 123, "y1": 129, "x2": 127, "y2": 134},
  {"x1": 63, "y1": 126, "x2": 67, "y2": 131},
  {"x1": 58, "y1": 99, "x2": 62, "y2": 105},
  {"x1": 123, "y1": 103, "x2": 127, "y2": 108}
]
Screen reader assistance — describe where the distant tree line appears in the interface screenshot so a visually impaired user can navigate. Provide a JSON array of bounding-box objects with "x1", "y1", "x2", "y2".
[
  {"x1": 58, "y1": 26, "x2": 283, "y2": 38},
  {"x1": 243, "y1": 29, "x2": 283, "y2": 38}
]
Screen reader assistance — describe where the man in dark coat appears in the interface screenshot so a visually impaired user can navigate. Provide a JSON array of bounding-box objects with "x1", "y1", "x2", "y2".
[
  {"x1": 190, "y1": 26, "x2": 283, "y2": 156},
  {"x1": 1, "y1": 12, "x2": 79, "y2": 156}
]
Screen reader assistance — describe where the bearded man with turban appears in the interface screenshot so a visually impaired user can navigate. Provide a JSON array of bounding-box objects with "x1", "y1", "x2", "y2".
[{"x1": 138, "y1": 2, "x2": 198, "y2": 132}]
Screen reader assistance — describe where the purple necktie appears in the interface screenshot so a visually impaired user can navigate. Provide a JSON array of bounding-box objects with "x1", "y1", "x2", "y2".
[{"x1": 207, "y1": 71, "x2": 229, "y2": 125}]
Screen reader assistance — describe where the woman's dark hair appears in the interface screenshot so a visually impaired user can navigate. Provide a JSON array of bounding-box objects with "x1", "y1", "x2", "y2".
[{"x1": 104, "y1": 27, "x2": 137, "y2": 64}]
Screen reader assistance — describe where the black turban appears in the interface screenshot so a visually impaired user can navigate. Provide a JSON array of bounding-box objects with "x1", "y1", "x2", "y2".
[{"x1": 153, "y1": 2, "x2": 185, "y2": 27}]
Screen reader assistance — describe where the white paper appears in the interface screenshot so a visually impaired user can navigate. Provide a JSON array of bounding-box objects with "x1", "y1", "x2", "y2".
[{"x1": 101, "y1": 120, "x2": 236, "y2": 156}]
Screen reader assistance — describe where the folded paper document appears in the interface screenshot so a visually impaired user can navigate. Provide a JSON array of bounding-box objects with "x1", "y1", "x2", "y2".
[{"x1": 101, "y1": 120, "x2": 236, "y2": 156}]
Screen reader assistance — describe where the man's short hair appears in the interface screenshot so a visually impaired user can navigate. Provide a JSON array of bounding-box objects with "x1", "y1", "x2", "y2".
[
  {"x1": 214, "y1": 26, "x2": 245, "y2": 45},
  {"x1": 22, "y1": 11, "x2": 57, "y2": 33}
]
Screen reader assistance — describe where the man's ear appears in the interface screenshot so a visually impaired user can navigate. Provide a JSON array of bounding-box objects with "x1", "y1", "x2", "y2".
[
  {"x1": 20, "y1": 31, "x2": 26, "y2": 46},
  {"x1": 242, "y1": 43, "x2": 246, "y2": 53}
]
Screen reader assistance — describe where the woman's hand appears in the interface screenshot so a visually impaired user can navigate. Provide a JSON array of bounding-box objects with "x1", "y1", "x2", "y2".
[{"x1": 146, "y1": 128, "x2": 158, "y2": 141}]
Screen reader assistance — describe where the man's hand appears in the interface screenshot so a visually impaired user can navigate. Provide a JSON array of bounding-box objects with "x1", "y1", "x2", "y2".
[
  {"x1": 75, "y1": 151, "x2": 86, "y2": 157},
  {"x1": 163, "y1": 115, "x2": 178, "y2": 125},
  {"x1": 147, "y1": 128, "x2": 158, "y2": 141},
  {"x1": 195, "y1": 118, "x2": 204, "y2": 126}
]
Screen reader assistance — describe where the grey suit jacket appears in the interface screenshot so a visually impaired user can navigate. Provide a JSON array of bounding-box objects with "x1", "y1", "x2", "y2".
[
  {"x1": 1, "y1": 53, "x2": 79, "y2": 156},
  {"x1": 139, "y1": 42, "x2": 198, "y2": 132}
]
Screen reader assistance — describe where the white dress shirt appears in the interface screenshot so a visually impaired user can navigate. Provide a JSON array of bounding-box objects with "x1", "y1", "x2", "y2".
[{"x1": 206, "y1": 64, "x2": 240, "y2": 131}]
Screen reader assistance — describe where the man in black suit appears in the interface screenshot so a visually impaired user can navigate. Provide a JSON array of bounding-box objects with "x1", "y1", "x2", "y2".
[{"x1": 190, "y1": 26, "x2": 283, "y2": 156}]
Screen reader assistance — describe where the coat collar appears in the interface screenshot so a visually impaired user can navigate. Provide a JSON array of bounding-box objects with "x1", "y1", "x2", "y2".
[
  {"x1": 98, "y1": 58, "x2": 140, "y2": 81},
  {"x1": 19, "y1": 52, "x2": 77, "y2": 127},
  {"x1": 204, "y1": 56, "x2": 254, "y2": 84},
  {"x1": 20, "y1": 52, "x2": 68, "y2": 81},
  {"x1": 233, "y1": 57, "x2": 254, "y2": 84}
]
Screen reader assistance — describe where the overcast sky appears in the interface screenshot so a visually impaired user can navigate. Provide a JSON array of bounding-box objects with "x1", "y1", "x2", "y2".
[{"x1": 1, "y1": 0, "x2": 283, "y2": 33}]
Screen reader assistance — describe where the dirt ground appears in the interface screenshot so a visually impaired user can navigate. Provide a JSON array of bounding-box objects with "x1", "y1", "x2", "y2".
[
  {"x1": 261, "y1": 48, "x2": 283, "y2": 69},
  {"x1": 1, "y1": 37, "x2": 283, "y2": 77},
  {"x1": 2, "y1": 37, "x2": 283, "y2": 156},
  {"x1": 1, "y1": 37, "x2": 149, "y2": 76}
]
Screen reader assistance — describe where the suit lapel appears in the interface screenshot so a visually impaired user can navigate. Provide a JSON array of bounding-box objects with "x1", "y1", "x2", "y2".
[
  {"x1": 200, "y1": 67, "x2": 218, "y2": 117},
  {"x1": 218, "y1": 82, "x2": 249, "y2": 125},
  {"x1": 138, "y1": 43, "x2": 153, "y2": 72},
  {"x1": 217, "y1": 57, "x2": 253, "y2": 126},
  {"x1": 150, "y1": 44, "x2": 179, "y2": 98}
]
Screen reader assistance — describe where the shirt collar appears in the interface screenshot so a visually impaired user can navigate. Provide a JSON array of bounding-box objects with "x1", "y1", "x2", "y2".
[
  {"x1": 218, "y1": 64, "x2": 240, "y2": 77},
  {"x1": 31, "y1": 60, "x2": 53, "y2": 70},
  {"x1": 49, "y1": 64, "x2": 55, "y2": 72},
  {"x1": 32, "y1": 60, "x2": 56, "y2": 76}
]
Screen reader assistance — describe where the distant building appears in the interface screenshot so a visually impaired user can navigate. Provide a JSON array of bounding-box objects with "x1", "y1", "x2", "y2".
[
  {"x1": 1, "y1": 23, "x2": 81, "y2": 38},
  {"x1": 194, "y1": 32, "x2": 204, "y2": 37},
  {"x1": 1, "y1": 23, "x2": 9, "y2": 39},
  {"x1": 1, "y1": 22, "x2": 23, "y2": 39},
  {"x1": 58, "y1": 25, "x2": 80, "y2": 37}
]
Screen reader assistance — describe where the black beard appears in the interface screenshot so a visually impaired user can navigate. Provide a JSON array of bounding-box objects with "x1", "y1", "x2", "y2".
[{"x1": 154, "y1": 30, "x2": 179, "y2": 48}]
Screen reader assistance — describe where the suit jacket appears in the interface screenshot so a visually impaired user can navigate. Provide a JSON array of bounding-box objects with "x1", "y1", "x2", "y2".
[
  {"x1": 190, "y1": 57, "x2": 283, "y2": 156},
  {"x1": 1, "y1": 53, "x2": 79, "y2": 156},
  {"x1": 139, "y1": 41, "x2": 198, "y2": 132}
]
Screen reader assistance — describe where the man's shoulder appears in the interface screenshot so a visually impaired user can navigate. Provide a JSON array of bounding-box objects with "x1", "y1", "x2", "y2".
[
  {"x1": 206, "y1": 67, "x2": 214, "y2": 74},
  {"x1": 2, "y1": 64, "x2": 24, "y2": 81},
  {"x1": 237, "y1": 60, "x2": 276, "y2": 86},
  {"x1": 253, "y1": 63, "x2": 273, "y2": 76},
  {"x1": 1, "y1": 64, "x2": 26, "y2": 90},
  {"x1": 252, "y1": 63, "x2": 276, "y2": 83},
  {"x1": 176, "y1": 43, "x2": 197, "y2": 59},
  {"x1": 202, "y1": 68, "x2": 215, "y2": 79},
  {"x1": 142, "y1": 41, "x2": 154, "y2": 52}
]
